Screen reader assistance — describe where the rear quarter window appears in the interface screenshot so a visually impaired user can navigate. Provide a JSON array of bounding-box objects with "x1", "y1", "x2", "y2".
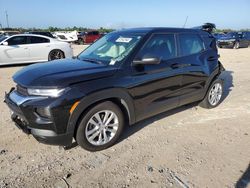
[
  {"x1": 29, "y1": 36, "x2": 50, "y2": 44},
  {"x1": 179, "y1": 33, "x2": 204, "y2": 56}
]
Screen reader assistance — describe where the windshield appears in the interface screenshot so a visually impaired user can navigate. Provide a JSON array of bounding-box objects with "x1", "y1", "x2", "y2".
[
  {"x1": 0, "y1": 36, "x2": 7, "y2": 43},
  {"x1": 78, "y1": 32, "x2": 143, "y2": 65},
  {"x1": 225, "y1": 32, "x2": 238, "y2": 38}
]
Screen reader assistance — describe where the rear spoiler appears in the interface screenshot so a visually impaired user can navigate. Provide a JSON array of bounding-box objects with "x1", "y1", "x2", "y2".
[{"x1": 192, "y1": 23, "x2": 216, "y2": 33}]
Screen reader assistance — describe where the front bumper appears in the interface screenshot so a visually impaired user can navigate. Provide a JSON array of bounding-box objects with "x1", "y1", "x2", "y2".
[
  {"x1": 217, "y1": 40, "x2": 235, "y2": 48},
  {"x1": 4, "y1": 90, "x2": 73, "y2": 146}
]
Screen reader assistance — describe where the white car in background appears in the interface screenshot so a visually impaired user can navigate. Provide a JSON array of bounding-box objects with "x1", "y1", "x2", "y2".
[
  {"x1": 0, "y1": 34, "x2": 73, "y2": 65},
  {"x1": 53, "y1": 30, "x2": 78, "y2": 42}
]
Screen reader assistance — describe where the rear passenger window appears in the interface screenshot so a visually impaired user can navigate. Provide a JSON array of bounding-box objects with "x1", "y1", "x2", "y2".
[
  {"x1": 30, "y1": 36, "x2": 49, "y2": 44},
  {"x1": 179, "y1": 34, "x2": 204, "y2": 56},
  {"x1": 136, "y1": 34, "x2": 176, "y2": 61}
]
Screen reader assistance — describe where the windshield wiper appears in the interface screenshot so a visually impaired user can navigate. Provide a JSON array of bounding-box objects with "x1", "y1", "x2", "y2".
[{"x1": 79, "y1": 58, "x2": 103, "y2": 65}]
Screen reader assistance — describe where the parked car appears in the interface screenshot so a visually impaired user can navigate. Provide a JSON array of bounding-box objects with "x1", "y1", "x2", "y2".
[
  {"x1": 212, "y1": 33, "x2": 225, "y2": 41},
  {"x1": 0, "y1": 34, "x2": 73, "y2": 65},
  {"x1": 217, "y1": 32, "x2": 250, "y2": 49},
  {"x1": 53, "y1": 30, "x2": 78, "y2": 43},
  {"x1": 77, "y1": 30, "x2": 101, "y2": 44},
  {"x1": 0, "y1": 30, "x2": 20, "y2": 36},
  {"x1": 27, "y1": 31, "x2": 55, "y2": 38},
  {"x1": 5, "y1": 27, "x2": 225, "y2": 151}
]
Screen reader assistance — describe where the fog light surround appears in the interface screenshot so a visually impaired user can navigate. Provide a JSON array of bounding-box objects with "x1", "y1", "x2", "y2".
[{"x1": 35, "y1": 107, "x2": 51, "y2": 118}]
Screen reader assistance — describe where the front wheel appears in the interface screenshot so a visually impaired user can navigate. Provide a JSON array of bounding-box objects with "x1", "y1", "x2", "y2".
[
  {"x1": 199, "y1": 79, "x2": 224, "y2": 109},
  {"x1": 76, "y1": 101, "x2": 124, "y2": 151}
]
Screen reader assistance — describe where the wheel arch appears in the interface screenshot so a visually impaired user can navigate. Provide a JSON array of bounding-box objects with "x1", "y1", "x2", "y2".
[
  {"x1": 66, "y1": 88, "x2": 135, "y2": 137},
  {"x1": 202, "y1": 61, "x2": 225, "y2": 99}
]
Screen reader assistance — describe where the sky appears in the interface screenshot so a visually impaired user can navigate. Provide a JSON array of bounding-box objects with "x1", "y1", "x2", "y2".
[{"x1": 0, "y1": 0, "x2": 250, "y2": 30}]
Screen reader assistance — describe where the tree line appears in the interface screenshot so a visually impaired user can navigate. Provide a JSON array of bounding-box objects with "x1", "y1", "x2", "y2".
[
  {"x1": 0, "y1": 26, "x2": 114, "y2": 33},
  {"x1": 1, "y1": 27, "x2": 250, "y2": 33}
]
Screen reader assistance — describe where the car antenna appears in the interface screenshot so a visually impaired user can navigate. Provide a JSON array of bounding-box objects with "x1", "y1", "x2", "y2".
[{"x1": 182, "y1": 16, "x2": 188, "y2": 28}]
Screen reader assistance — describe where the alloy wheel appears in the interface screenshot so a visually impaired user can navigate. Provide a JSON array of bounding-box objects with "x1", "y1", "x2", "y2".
[
  {"x1": 85, "y1": 110, "x2": 119, "y2": 146},
  {"x1": 208, "y1": 83, "x2": 223, "y2": 106}
]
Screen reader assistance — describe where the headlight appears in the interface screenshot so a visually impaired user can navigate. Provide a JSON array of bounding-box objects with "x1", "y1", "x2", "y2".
[{"x1": 27, "y1": 88, "x2": 67, "y2": 97}]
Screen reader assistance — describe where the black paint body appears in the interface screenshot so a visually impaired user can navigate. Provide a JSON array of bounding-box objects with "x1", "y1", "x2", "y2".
[{"x1": 5, "y1": 28, "x2": 224, "y2": 146}]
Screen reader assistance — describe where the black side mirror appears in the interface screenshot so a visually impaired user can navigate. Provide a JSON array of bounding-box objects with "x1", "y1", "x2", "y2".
[{"x1": 133, "y1": 57, "x2": 160, "y2": 65}]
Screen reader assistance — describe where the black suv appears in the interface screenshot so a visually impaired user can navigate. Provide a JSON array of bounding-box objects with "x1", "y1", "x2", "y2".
[
  {"x1": 5, "y1": 27, "x2": 225, "y2": 151},
  {"x1": 217, "y1": 32, "x2": 250, "y2": 49}
]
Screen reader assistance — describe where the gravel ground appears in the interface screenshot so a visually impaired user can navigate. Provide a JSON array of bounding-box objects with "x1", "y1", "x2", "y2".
[{"x1": 0, "y1": 45, "x2": 249, "y2": 188}]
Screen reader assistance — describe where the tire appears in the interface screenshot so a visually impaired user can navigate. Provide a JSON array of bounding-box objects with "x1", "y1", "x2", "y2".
[
  {"x1": 48, "y1": 50, "x2": 64, "y2": 61},
  {"x1": 233, "y1": 41, "x2": 240, "y2": 49},
  {"x1": 76, "y1": 101, "x2": 124, "y2": 151},
  {"x1": 199, "y1": 79, "x2": 224, "y2": 109}
]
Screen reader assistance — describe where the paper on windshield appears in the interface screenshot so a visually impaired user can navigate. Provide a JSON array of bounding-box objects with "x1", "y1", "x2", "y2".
[
  {"x1": 116, "y1": 37, "x2": 132, "y2": 43},
  {"x1": 109, "y1": 59, "x2": 116, "y2": 65}
]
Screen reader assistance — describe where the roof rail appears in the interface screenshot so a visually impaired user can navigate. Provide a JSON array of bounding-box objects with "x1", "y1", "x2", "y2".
[{"x1": 192, "y1": 23, "x2": 216, "y2": 33}]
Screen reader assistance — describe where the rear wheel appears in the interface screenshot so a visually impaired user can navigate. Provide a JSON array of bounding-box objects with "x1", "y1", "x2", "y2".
[
  {"x1": 76, "y1": 101, "x2": 124, "y2": 151},
  {"x1": 48, "y1": 50, "x2": 64, "y2": 61},
  {"x1": 199, "y1": 79, "x2": 224, "y2": 109}
]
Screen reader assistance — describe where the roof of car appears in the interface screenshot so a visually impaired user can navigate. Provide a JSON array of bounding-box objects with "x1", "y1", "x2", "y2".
[
  {"x1": 114, "y1": 27, "x2": 206, "y2": 34},
  {"x1": 6, "y1": 33, "x2": 55, "y2": 39}
]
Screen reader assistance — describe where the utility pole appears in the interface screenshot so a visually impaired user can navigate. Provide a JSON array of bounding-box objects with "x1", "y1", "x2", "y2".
[{"x1": 5, "y1": 10, "x2": 9, "y2": 28}]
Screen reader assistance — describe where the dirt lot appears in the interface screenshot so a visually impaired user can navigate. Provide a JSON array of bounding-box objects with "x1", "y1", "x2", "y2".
[{"x1": 0, "y1": 45, "x2": 249, "y2": 188}]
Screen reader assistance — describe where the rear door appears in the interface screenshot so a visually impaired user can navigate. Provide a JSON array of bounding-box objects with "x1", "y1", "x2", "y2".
[
  {"x1": 128, "y1": 33, "x2": 184, "y2": 121},
  {"x1": 27, "y1": 36, "x2": 51, "y2": 62},
  {"x1": 0, "y1": 36, "x2": 29, "y2": 64},
  {"x1": 176, "y1": 33, "x2": 211, "y2": 105}
]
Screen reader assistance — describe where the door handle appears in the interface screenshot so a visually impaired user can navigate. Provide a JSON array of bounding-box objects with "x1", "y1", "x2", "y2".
[{"x1": 171, "y1": 63, "x2": 184, "y2": 69}]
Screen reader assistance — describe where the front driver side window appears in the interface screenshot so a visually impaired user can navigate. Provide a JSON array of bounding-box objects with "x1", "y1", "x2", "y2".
[
  {"x1": 7, "y1": 36, "x2": 27, "y2": 45},
  {"x1": 136, "y1": 33, "x2": 176, "y2": 61}
]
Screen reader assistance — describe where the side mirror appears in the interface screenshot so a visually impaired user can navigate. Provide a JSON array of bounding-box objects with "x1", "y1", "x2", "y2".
[
  {"x1": 2, "y1": 41, "x2": 8, "y2": 46},
  {"x1": 133, "y1": 57, "x2": 160, "y2": 65}
]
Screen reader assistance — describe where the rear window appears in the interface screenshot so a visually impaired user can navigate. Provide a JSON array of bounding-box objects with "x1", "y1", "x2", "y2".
[
  {"x1": 179, "y1": 34, "x2": 204, "y2": 56},
  {"x1": 29, "y1": 36, "x2": 50, "y2": 44}
]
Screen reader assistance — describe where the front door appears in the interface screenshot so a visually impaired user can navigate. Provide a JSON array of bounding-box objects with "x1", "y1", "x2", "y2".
[
  {"x1": 0, "y1": 36, "x2": 29, "y2": 64},
  {"x1": 128, "y1": 33, "x2": 183, "y2": 122}
]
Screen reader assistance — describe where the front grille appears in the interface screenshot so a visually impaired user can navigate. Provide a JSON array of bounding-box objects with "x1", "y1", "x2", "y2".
[{"x1": 16, "y1": 85, "x2": 28, "y2": 96}]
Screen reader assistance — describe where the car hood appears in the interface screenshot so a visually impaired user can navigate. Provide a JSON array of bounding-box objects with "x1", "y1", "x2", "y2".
[
  {"x1": 218, "y1": 36, "x2": 236, "y2": 41},
  {"x1": 13, "y1": 58, "x2": 118, "y2": 88}
]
